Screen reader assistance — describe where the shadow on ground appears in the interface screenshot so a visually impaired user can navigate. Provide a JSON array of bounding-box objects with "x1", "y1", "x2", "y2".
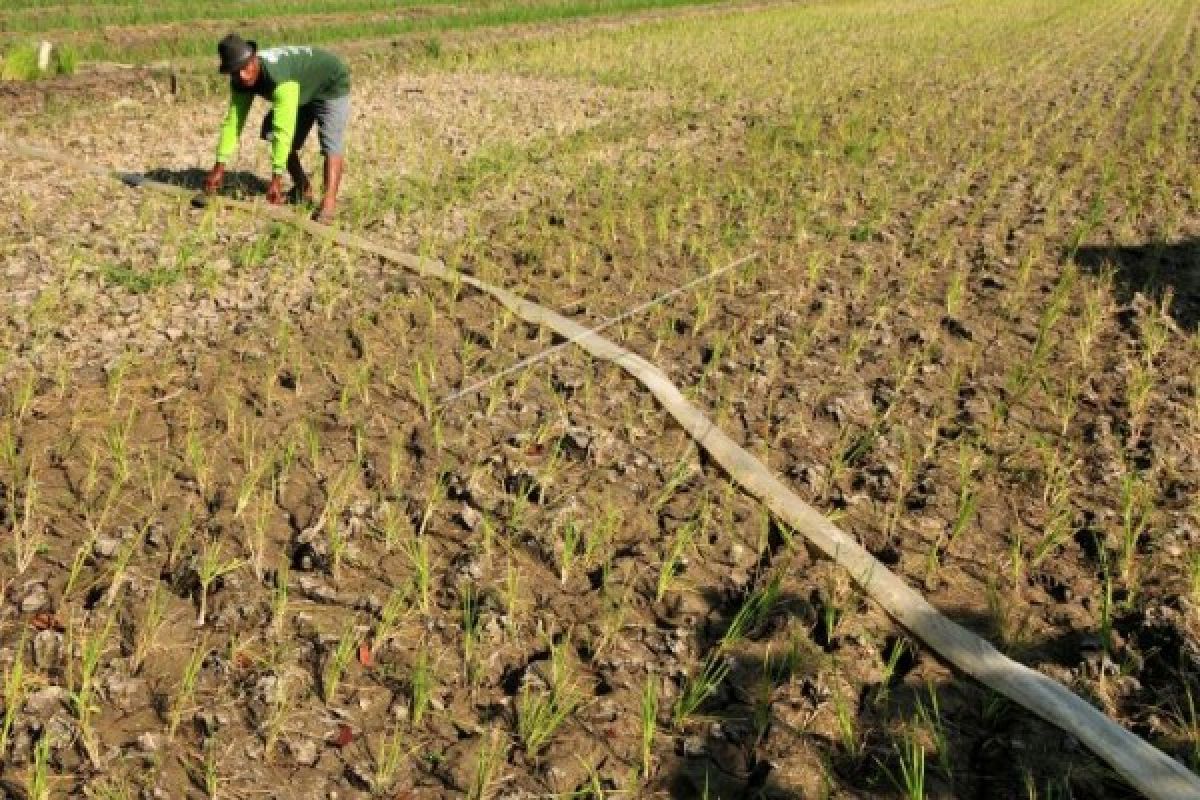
[
  {"x1": 655, "y1": 586, "x2": 1197, "y2": 800},
  {"x1": 141, "y1": 166, "x2": 271, "y2": 195},
  {"x1": 1074, "y1": 239, "x2": 1200, "y2": 331}
]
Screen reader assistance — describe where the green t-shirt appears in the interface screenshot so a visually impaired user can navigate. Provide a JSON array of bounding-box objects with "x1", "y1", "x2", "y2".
[
  {"x1": 214, "y1": 46, "x2": 350, "y2": 174},
  {"x1": 256, "y1": 46, "x2": 350, "y2": 105}
]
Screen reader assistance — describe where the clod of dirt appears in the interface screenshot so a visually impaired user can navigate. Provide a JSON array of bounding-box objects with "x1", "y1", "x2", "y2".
[
  {"x1": 136, "y1": 731, "x2": 165, "y2": 755},
  {"x1": 940, "y1": 315, "x2": 973, "y2": 339},
  {"x1": 24, "y1": 686, "x2": 69, "y2": 718},
  {"x1": 344, "y1": 761, "x2": 374, "y2": 791},
  {"x1": 291, "y1": 541, "x2": 328, "y2": 573},
  {"x1": 31, "y1": 629, "x2": 63, "y2": 669},
  {"x1": 558, "y1": 428, "x2": 593, "y2": 461},
  {"x1": 104, "y1": 674, "x2": 148, "y2": 712},
  {"x1": 296, "y1": 574, "x2": 338, "y2": 604},
  {"x1": 17, "y1": 581, "x2": 50, "y2": 614},
  {"x1": 457, "y1": 502, "x2": 483, "y2": 531},
  {"x1": 504, "y1": 469, "x2": 545, "y2": 503},
  {"x1": 436, "y1": 736, "x2": 486, "y2": 791}
]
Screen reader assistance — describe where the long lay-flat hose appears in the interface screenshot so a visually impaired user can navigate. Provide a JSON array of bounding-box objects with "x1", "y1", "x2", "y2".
[{"x1": 3, "y1": 136, "x2": 1198, "y2": 800}]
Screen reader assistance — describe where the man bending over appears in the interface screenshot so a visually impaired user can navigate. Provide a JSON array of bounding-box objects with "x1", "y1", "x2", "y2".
[{"x1": 204, "y1": 34, "x2": 350, "y2": 223}]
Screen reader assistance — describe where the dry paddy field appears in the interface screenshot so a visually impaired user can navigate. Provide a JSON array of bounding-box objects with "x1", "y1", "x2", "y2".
[{"x1": 1, "y1": 0, "x2": 1199, "y2": 797}]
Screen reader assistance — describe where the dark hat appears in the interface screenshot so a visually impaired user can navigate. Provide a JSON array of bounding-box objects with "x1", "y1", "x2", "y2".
[{"x1": 217, "y1": 33, "x2": 257, "y2": 74}]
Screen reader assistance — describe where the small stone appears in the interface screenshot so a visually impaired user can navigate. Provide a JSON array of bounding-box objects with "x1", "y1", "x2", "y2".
[
  {"x1": 458, "y1": 503, "x2": 482, "y2": 531},
  {"x1": 94, "y1": 536, "x2": 121, "y2": 558},
  {"x1": 287, "y1": 736, "x2": 320, "y2": 767},
  {"x1": 137, "y1": 732, "x2": 164, "y2": 754},
  {"x1": 255, "y1": 674, "x2": 279, "y2": 703}
]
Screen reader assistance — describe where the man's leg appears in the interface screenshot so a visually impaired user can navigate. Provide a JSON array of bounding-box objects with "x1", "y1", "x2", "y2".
[
  {"x1": 317, "y1": 154, "x2": 344, "y2": 220},
  {"x1": 313, "y1": 94, "x2": 351, "y2": 221}
]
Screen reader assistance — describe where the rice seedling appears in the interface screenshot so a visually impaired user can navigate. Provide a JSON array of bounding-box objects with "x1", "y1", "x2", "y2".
[
  {"x1": 0, "y1": 634, "x2": 27, "y2": 756},
  {"x1": 261, "y1": 671, "x2": 293, "y2": 762},
  {"x1": 916, "y1": 682, "x2": 953, "y2": 782},
  {"x1": 194, "y1": 539, "x2": 243, "y2": 627},
  {"x1": 558, "y1": 516, "x2": 582, "y2": 585},
  {"x1": 947, "y1": 442, "x2": 981, "y2": 546},
  {"x1": 404, "y1": 534, "x2": 433, "y2": 615},
  {"x1": 1118, "y1": 468, "x2": 1152, "y2": 583},
  {"x1": 874, "y1": 637, "x2": 910, "y2": 709},
  {"x1": 321, "y1": 622, "x2": 359, "y2": 703},
  {"x1": 168, "y1": 641, "x2": 208, "y2": 740},
  {"x1": 640, "y1": 676, "x2": 659, "y2": 779},
  {"x1": 656, "y1": 519, "x2": 697, "y2": 602},
  {"x1": 467, "y1": 729, "x2": 507, "y2": 800},
  {"x1": 373, "y1": 719, "x2": 407, "y2": 791},
  {"x1": 27, "y1": 732, "x2": 52, "y2": 800},
  {"x1": 461, "y1": 583, "x2": 482, "y2": 687},
  {"x1": 889, "y1": 730, "x2": 927, "y2": 800},
  {"x1": 67, "y1": 612, "x2": 114, "y2": 755},
  {"x1": 409, "y1": 647, "x2": 434, "y2": 727},
  {"x1": 831, "y1": 682, "x2": 862, "y2": 760},
  {"x1": 10, "y1": 457, "x2": 43, "y2": 575},
  {"x1": 269, "y1": 558, "x2": 291, "y2": 637},
  {"x1": 516, "y1": 680, "x2": 580, "y2": 761},
  {"x1": 722, "y1": 573, "x2": 782, "y2": 648},
  {"x1": 672, "y1": 654, "x2": 729, "y2": 729},
  {"x1": 130, "y1": 583, "x2": 170, "y2": 674}
]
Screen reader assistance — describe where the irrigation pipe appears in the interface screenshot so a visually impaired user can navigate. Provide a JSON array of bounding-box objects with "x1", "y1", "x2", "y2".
[{"x1": 4, "y1": 137, "x2": 1197, "y2": 800}]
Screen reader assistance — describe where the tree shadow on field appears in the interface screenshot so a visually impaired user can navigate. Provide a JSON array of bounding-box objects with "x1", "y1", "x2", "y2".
[
  {"x1": 658, "y1": 586, "x2": 1198, "y2": 800},
  {"x1": 140, "y1": 166, "x2": 271, "y2": 196},
  {"x1": 1073, "y1": 238, "x2": 1200, "y2": 331}
]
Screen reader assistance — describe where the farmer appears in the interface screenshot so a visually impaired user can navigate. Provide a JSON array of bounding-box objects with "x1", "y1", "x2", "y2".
[{"x1": 203, "y1": 34, "x2": 350, "y2": 223}]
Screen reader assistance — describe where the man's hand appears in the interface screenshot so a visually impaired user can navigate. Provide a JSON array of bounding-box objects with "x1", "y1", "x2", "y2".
[
  {"x1": 203, "y1": 163, "x2": 225, "y2": 194},
  {"x1": 266, "y1": 175, "x2": 285, "y2": 205}
]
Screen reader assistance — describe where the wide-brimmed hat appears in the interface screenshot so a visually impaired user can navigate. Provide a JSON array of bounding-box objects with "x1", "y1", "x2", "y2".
[{"x1": 217, "y1": 33, "x2": 257, "y2": 74}]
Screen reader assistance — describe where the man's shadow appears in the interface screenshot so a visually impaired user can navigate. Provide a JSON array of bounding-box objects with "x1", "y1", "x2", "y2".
[
  {"x1": 140, "y1": 167, "x2": 270, "y2": 195},
  {"x1": 1073, "y1": 238, "x2": 1200, "y2": 331}
]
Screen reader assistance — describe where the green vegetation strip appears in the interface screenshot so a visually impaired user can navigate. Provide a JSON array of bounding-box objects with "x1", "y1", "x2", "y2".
[
  {"x1": 0, "y1": 0, "x2": 443, "y2": 31},
  {"x1": 0, "y1": 0, "x2": 734, "y2": 65},
  {"x1": 2, "y1": 133, "x2": 1196, "y2": 800}
]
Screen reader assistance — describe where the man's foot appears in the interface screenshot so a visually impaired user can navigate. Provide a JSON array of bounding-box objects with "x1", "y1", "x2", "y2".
[{"x1": 312, "y1": 205, "x2": 336, "y2": 224}]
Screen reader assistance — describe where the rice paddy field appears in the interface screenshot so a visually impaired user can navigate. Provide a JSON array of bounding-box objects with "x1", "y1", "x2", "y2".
[{"x1": 1, "y1": 0, "x2": 1199, "y2": 798}]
